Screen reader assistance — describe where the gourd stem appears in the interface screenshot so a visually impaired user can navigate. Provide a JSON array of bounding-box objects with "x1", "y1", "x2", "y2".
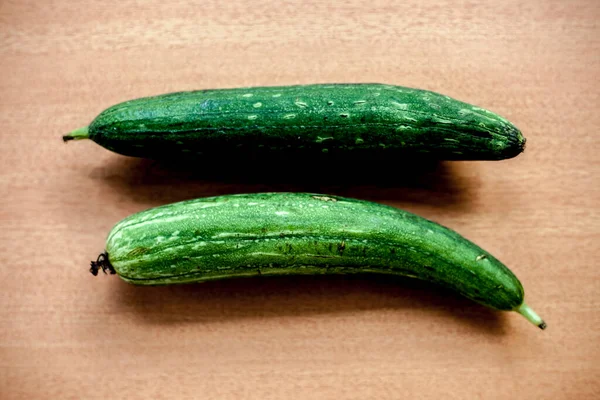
[
  {"x1": 90, "y1": 252, "x2": 116, "y2": 276},
  {"x1": 515, "y1": 302, "x2": 546, "y2": 330},
  {"x1": 63, "y1": 126, "x2": 90, "y2": 142}
]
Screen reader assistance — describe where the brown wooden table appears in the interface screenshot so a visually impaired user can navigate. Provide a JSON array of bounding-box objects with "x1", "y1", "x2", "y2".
[{"x1": 2, "y1": 1, "x2": 598, "y2": 398}]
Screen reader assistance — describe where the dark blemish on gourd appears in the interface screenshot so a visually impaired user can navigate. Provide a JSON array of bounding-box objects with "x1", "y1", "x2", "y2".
[
  {"x1": 390, "y1": 248, "x2": 396, "y2": 254},
  {"x1": 476, "y1": 254, "x2": 487, "y2": 261},
  {"x1": 338, "y1": 241, "x2": 346, "y2": 255},
  {"x1": 423, "y1": 265, "x2": 435, "y2": 271},
  {"x1": 127, "y1": 247, "x2": 150, "y2": 257},
  {"x1": 339, "y1": 113, "x2": 349, "y2": 118}
]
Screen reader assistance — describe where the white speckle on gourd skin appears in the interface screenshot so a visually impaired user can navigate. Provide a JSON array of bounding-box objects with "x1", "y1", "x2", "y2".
[
  {"x1": 248, "y1": 115, "x2": 258, "y2": 120},
  {"x1": 283, "y1": 114, "x2": 296, "y2": 119},
  {"x1": 272, "y1": 93, "x2": 282, "y2": 97},
  {"x1": 253, "y1": 102, "x2": 262, "y2": 108},
  {"x1": 196, "y1": 203, "x2": 225, "y2": 210},
  {"x1": 242, "y1": 93, "x2": 253, "y2": 97},
  {"x1": 295, "y1": 101, "x2": 308, "y2": 108},
  {"x1": 353, "y1": 100, "x2": 367, "y2": 105},
  {"x1": 391, "y1": 102, "x2": 408, "y2": 110},
  {"x1": 472, "y1": 106, "x2": 492, "y2": 114}
]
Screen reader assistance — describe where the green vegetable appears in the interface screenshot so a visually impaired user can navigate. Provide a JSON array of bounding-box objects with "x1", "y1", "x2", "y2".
[
  {"x1": 64, "y1": 83, "x2": 525, "y2": 161},
  {"x1": 92, "y1": 192, "x2": 545, "y2": 329}
]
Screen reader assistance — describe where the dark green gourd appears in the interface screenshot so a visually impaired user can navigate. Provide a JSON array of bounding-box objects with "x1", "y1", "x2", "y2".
[{"x1": 64, "y1": 83, "x2": 525, "y2": 161}]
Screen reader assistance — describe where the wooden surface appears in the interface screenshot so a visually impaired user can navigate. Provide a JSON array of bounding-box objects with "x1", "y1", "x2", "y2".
[{"x1": 1, "y1": 1, "x2": 599, "y2": 399}]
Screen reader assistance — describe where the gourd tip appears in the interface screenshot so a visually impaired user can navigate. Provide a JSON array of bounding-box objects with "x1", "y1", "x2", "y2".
[
  {"x1": 515, "y1": 302, "x2": 546, "y2": 330},
  {"x1": 63, "y1": 126, "x2": 90, "y2": 143}
]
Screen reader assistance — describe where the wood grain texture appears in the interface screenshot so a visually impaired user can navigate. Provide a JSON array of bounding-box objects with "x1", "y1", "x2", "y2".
[{"x1": 1, "y1": 0, "x2": 598, "y2": 399}]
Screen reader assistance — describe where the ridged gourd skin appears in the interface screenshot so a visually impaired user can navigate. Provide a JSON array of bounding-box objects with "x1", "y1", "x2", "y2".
[
  {"x1": 65, "y1": 83, "x2": 526, "y2": 161},
  {"x1": 104, "y1": 192, "x2": 523, "y2": 311}
]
